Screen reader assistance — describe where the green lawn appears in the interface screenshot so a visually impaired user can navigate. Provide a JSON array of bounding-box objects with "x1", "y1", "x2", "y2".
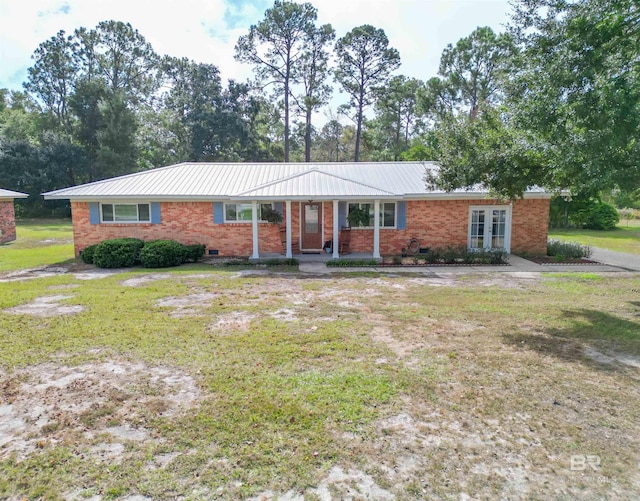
[
  {"x1": 0, "y1": 219, "x2": 75, "y2": 272},
  {"x1": 1, "y1": 235, "x2": 639, "y2": 499},
  {"x1": 549, "y1": 219, "x2": 640, "y2": 255}
]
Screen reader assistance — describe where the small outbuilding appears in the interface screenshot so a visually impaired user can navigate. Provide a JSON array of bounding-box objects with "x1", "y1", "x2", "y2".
[
  {"x1": 0, "y1": 189, "x2": 28, "y2": 244},
  {"x1": 42, "y1": 162, "x2": 552, "y2": 259}
]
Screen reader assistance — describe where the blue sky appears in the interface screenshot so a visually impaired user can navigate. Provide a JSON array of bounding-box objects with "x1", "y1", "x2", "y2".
[{"x1": 0, "y1": 0, "x2": 513, "y2": 117}]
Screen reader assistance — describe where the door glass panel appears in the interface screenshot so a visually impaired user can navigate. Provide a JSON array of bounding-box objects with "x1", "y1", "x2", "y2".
[
  {"x1": 492, "y1": 209, "x2": 506, "y2": 248},
  {"x1": 470, "y1": 210, "x2": 485, "y2": 249},
  {"x1": 305, "y1": 204, "x2": 319, "y2": 233}
]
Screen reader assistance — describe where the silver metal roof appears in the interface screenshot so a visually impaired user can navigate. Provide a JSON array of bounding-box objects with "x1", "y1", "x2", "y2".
[
  {"x1": 0, "y1": 188, "x2": 28, "y2": 199},
  {"x1": 42, "y1": 162, "x2": 551, "y2": 200}
]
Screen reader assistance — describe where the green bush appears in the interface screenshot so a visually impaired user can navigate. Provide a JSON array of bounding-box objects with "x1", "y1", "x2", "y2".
[
  {"x1": 139, "y1": 240, "x2": 187, "y2": 268},
  {"x1": 547, "y1": 239, "x2": 592, "y2": 259},
  {"x1": 80, "y1": 244, "x2": 98, "y2": 264},
  {"x1": 183, "y1": 244, "x2": 206, "y2": 263},
  {"x1": 327, "y1": 259, "x2": 379, "y2": 267},
  {"x1": 93, "y1": 238, "x2": 145, "y2": 268},
  {"x1": 572, "y1": 201, "x2": 620, "y2": 230},
  {"x1": 263, "y1": 258, "x2": 299, "y2": 266}
]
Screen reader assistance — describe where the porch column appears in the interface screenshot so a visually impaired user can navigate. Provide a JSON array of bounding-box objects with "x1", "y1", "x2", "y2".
[
  {"x1": 373, "y1": 199, "x2": 381, "y2": 259},
  {"x1": 251, "y1": 200, "x2": 259, "y2": 259},
  {"x1": 332, "y1": 200, "x2": 340, "y2": 259},
  {"x1": 285, "y1": 200, "x2": 292, "y2": 258}
]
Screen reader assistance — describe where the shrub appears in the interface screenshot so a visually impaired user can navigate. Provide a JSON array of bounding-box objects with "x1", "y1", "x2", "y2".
[
  {"x1": 572, "y1": 201, "x2": 620, "y2": 230},
  {"x1": 93, "y1": 238, "x2": 145, "y2": 268},
  {"x1": 139, "y1": 240, "x2": 187, "y2": 268},
  {"x1": 262, "y1": 258, "x2": 299, "y2": 266},
  {"x1": 183, "y1": 244, "x2": 206, "y2": 263},
  {"x1": 80, "y1": 244, "x2": 98, "y2": 264},
  {"x1": 327, "y1": 259, "x2": 379, "y2": 267},
  {"x1": 547, "y1": 239, "x2": 592, "y2": 259}
]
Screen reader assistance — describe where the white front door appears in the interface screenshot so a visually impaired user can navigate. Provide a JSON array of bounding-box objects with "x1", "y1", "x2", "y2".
[{"x1": 469, "y1": 206, "x2": 511, "y2": 252}]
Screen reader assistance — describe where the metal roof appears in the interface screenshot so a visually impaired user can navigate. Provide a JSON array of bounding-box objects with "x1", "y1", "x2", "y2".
[
  {"x1": 42, "y1": 162, "x2": 551, "y2": 200},
  {"x1": 0, "y1": 189, "x2": 28, "y2": 199}
]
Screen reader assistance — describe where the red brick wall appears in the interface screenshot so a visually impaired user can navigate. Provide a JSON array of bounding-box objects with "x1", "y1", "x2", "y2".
[
  {"x1": 0, "y1": 200, "x2": 17, "y2": 244},
  {"x1": 71, "y1": 202, "x2": 283, "y2": 257},
  {"x1": 71, "y1": 198, "x2": 550, "y2": 257},
  {"x1": 348, "y1": 198, "x2": 550, "y2": 255},
  {"x1": 510, "y1": 198, "x2": 550, "y2": 254}
]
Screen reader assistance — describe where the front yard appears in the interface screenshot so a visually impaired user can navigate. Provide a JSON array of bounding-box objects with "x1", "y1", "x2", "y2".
[
  {"x1": 549, "y1": 219, "x2": 640, "y2": 255},
  {"x1": 0, "y1": 222, "x2": 639, "y2": 499}
]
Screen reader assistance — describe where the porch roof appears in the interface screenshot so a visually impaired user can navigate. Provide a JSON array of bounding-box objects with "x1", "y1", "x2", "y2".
[{"x1": 235, "y1": 168, "x2": 395, "y2": 199}]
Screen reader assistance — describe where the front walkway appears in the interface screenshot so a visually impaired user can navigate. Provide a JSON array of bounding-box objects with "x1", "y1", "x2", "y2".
[{"x1": 297, "y1": 252, "x2": 635, "y2": 275}]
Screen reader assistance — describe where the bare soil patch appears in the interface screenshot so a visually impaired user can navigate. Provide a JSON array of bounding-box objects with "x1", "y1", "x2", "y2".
[
  {"x1": 0, "y1": 359, "x2": 199, "y2": 461},
  {"x1": 4, "y1": 294, "x2": 84, "y2": 317}
]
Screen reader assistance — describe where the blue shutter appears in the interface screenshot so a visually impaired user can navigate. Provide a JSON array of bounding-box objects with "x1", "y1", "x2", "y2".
[
  {"x1": 213, "y1": 202, "x2": 224, "y2": 224},
  {"x1": 397, "y1": 201, "x2": 407, "y2": 230},
  {"x1": 274, "y1": 202, "x2": 283, "y2": 217},
  {"x1": 150, "y1": 202, "x2": 161, "y2": 224},
  {"x1": 89, "y1": 202, "x2": 100, "y2": 224},
  {"x1": 338, "y1": 202, "x2": 347, "y2": 228}
]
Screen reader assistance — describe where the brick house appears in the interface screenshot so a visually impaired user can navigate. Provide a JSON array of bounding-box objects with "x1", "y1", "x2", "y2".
[
  {"x1": 43, "y1": 162, "x2": 551, "y2": 259},
  {"x1": 0, "y1": 189, "x2": 28, "y2": 244}
]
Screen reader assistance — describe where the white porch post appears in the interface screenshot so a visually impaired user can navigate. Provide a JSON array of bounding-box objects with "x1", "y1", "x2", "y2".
[
  {"x1": 285, "y1": 200, "x2": 292, "y2": 258},
  {"x1": 251, "y1": 200, "x2": 259, "y2": 259},
  {"x1": 332, "y1": 200, "x2": 340, "y2": 259},
  {"x1": 373, "y1": 199, "x2": 381, "y2": 259}
]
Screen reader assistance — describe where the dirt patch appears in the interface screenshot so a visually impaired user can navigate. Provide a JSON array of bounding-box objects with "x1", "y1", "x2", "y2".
[
  {"x1": 252, "y1": 465, "x2": 394, "y2": 500},
  {"x1": 584, "y1": 346, "x2": 640, "y2": 369},
  {"x1": 0, "y1": 360, "x2": 199, "y2": 461},
  {"x1": 121, "y1": 273, "x2": 173, "y2": 287},
  {"x1": 0, "y1": 264, "x2": 124, "y2": 283},
  {"x1": 210, "y1": 311, "x2": 256, "y2": 332},
  {"x1": 156, "y1": 292, "x2": 219, "y2": 317},
  {"x1": 4, "y1": 294, "x2": 84, "y2": 317}
]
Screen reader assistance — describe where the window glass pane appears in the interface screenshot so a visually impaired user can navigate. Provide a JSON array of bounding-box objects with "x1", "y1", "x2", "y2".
[
  {"x1": 102, "y1": 204, "x2": 114, "y2": 222},
  {"x1": 114, "y1": 204, "x2": 138, "y2": 222},
  {"x1": 138, "y1": 204, "x2": 150, "y2": 222},
  {"x1": 260, "y1": 203, "x2": 274, "y2": 221},
  {"x1": 225, "y1": 204, "x2": 237, "y2": 221},
  {"x1": 237, "y1": 204, "x2": 253, "y2": 221},
  {"x1": 305, "y1": 204, "x2": 319, "y2": 233},
  {"x1": 381, "y1": 203, "x2": 395, "y2": 227}
]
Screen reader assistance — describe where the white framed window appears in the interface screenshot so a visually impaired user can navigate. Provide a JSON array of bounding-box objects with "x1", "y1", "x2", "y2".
[
  {"x1": 101, "y1": 203, "x2": 150, "y2": 223},
  {"x1": 468, "y1": 205, "x2": 511, "y2": 252},
  {"x1": 224, "y1": 202, "x2": 275, "y2": 223},
  {"x1": 347, "y1": 202, "x2": 396, "y2": 228}
]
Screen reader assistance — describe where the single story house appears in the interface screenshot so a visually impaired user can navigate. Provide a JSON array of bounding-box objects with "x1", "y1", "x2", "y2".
[
  {"x1": 0, "y1": 188, "x2": 28, "y2": 244},
  {"x1": 43, "y1": 162, "x2": 551, "y2": 259}
]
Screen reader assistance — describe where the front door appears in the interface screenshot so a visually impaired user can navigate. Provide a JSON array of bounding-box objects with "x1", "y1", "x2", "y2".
[
  {"x1": 301, "y1": 202, "x2": 322, "y2": 250},
  {"x1": 469, "y1": 207, "x2": 510, "y2": 251}
]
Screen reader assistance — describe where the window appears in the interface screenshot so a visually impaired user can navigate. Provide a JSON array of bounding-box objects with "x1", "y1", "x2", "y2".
[
  {"x1": 347, "y1": 202, "x2": 396, "y2": 228},
  {"x1": 224, "y1": 202, "x2": 275, "y2": 222},
  {"x1": 101, "y1": 203, "x2": 150, "y2": 223}
]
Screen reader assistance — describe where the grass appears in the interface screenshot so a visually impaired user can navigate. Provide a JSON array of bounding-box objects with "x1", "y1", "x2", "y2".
[
  {"x1": 0, "y1": 219, "x2": 74, "y2": 271},
  {"x1": 549, "y1": 219, "x2": 640, "y2": 255},
  {"x1": 1, "y1": 222, "x2": 640, "y2": 498}
]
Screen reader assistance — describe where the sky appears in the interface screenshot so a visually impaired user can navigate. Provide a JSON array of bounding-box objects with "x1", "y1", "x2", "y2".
[{"x1": 0, "y1": 0, "x2": 513, "y2": 118}]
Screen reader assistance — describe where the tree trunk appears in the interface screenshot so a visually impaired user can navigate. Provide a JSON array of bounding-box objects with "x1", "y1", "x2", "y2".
[
  {"x1": 284, "y1": 76, "x2": 290, "y2": 162},
  {"x1": 354, "y1": 89, "x2": 365, "y2": 162},
  {"x1": 305, "y1": 105, "x2": 312, "y2": 162}
]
